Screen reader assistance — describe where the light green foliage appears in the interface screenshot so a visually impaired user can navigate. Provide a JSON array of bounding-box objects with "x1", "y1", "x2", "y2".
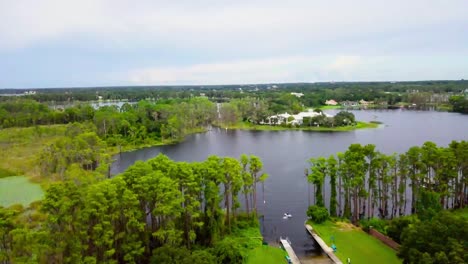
[{"x1": 249, "y1": 155, "x2": 268, "y2": 215}]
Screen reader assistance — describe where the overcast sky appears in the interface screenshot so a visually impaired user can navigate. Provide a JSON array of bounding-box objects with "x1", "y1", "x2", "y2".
[{"x1": 1, "y1": 0, "x2": 467, "y2": 88}]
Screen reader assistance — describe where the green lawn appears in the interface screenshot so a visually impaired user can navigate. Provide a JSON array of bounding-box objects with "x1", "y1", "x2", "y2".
[
  {"x1": 0, "y1": 176, "x2": 44, "y2": 207},
  {"x1": 309, "y1": 220, "x2": 401, "y2": 264},
  {"x1": 319, "y1": 105, "x2": 342, "y2": 110},
  {"x1": 246, "y1": 245, "x2": 287, "y2": 264}
]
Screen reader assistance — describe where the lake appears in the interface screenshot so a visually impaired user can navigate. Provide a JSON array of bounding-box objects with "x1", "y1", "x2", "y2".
[
  {"x1": 0, "y1": 176, "x2": 44, "y2": 207},
  {"x1": 111, "y1": 109, "x2": 468, "y2": 256}
]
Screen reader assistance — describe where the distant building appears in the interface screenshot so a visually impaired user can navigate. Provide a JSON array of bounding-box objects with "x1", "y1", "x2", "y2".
[
  {"x1": 341, "y1": 101, "x2": 359, "y2": 107},
  {"x1": 290, "y1": 92, "x2": 304, "y2": 98},
  {"x1": 262, "y1": 109, "x2": 333, "y2": 126},
  {"x1": 359, "y1": 99, "x2": 373, "y2": 106},
  {"x1": 24, "y1": 90, "x2": 36, "y2": 95},
  {"x1": 325, "y1": 99, "x2": 338, "y2": 106}
]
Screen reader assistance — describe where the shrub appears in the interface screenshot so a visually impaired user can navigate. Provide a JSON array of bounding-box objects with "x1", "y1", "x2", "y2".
[
  {"x1": 307, "y1": 205, "x2": 329, "y2": 223},
  {"x1": 359, "y1": 217, "x2": 388, "y2": 234},
  {"x1": 213, "y1": 237, "x2": 245, "y2": 264},
  {"x1": 386, "y1": 215, "x2": 419, "y2": 244}
]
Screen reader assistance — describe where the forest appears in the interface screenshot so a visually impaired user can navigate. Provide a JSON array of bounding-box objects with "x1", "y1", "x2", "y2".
[
  {"x1": 1, "y1": 153, "x2": 269, "y2": 263},
  {"x1": 306, "y1": 141, "x2": 468, "y2": 263},
  {"x1": 0, "y1": 98, "x2": 216, "y2": 147},
  {"x1": 0, "y1": 86, "x2": 467, "y2": 263}
]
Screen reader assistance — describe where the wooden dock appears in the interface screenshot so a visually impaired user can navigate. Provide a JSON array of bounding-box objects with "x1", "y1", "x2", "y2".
[
  {"x1": 305, "y1": 224, "x2": 343, "y2": 264},
  {"x1": 279, "y1": 237, "x2": 301, "y2": 264}
]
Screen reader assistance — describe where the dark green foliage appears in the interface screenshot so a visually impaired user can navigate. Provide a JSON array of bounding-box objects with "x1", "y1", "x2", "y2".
[
  {"x1": 213, "y1": 237, "x2": 245, "y2": 264},
  {"x1": 150, "y1": 245, "x2": 190, "y2": 264},
  {"x1": 416, "y1": 190, "x2": 442, "y2": 221},
  {"x1": 449, "y1": 95, "x2": 468, "y2": 114},
  {"x1": 359, "y1": 218, "x2": 388, "y2": 234},
  {"x1": 2, "y1": 153, "x2": 266, "y2": 263},
  {"x1": 386, "y1": 216, "x2": 419, "y2": 244},
  {"x1": 333, "y1": 111, "x2": 356, "y2": 126},
  {"x1": 398, "y1": 211, "x2": 468, "y2": 264},
  {"x1": 307, "y1": 205, "x2": 330, "y2": 223},
  {"x1": 184, "y1": 250, "x2": 217, "y2": 264},
  {"x1": 308, "y1": 140, "x2": 467, "y2": 222}
]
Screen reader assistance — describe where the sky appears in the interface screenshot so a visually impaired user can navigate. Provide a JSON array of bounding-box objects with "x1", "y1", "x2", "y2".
[{"x1": 1, "y1": 0, "x2": 468, "y2": 88}]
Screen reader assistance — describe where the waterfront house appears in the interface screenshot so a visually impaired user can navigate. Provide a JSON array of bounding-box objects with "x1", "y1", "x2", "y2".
[
  {"x1": 341, "y1": 101, "x2": 359, "y2": 107},
  {"x1": 325, "y1": 99, "x2": 338, "y2": 106},
  {"x1": 290, "y1": 92, "x2": 304, "y2": 98},
  {"x1": 359, "y1": 99, "x2": 373, "y2": 106},
  {"x1": 263, "y1": 109, "x2": 333, "y2": 126}
]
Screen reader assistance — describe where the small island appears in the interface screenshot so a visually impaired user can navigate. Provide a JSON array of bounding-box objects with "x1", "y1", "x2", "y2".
[{"x1": 219, "y1": 108, "x2": 380, "y2": 132}]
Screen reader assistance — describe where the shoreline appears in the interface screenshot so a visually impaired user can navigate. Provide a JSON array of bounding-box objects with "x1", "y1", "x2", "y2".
[{"x1": 217, "y1": 121, "x2": 380, "y2": 132}]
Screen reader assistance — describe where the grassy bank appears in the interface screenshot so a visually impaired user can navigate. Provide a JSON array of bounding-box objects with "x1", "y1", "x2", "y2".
[
  {"x1": 228, "y1": 226, "x2": 286, "y2": 264},
  {"x1": 0, "y1": 125, "x2": 207, "y2": 206},
  {"x1": 246, "y1": 246, "x2": 286, "y2": 264},
  {"x1": 0, "y1": 125, "x2": 208, "y2": 179},
  {"x1": 308, "y1": 220, "x2": 401, "y2": 264},
  {"x1": 0, "y1": 125, "x2": 68, "y2": 180},
  {"x1": 221, "y1": 121, "x2": 379, "y2": 132},
  {"x1": 319, "y1": 105, "x2": 342, "y2": 110}
]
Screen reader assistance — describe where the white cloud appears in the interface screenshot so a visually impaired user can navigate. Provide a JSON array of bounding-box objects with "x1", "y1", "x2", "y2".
[
  {"x1": 128, "y1": 56, "x2": 305, "y2": 84},
  {"x1": 128, "y1": 55, "x2": 373, "y2": 85},
  {"x1": 1, "y1": 0, "x2": 467, "y2": 50}
]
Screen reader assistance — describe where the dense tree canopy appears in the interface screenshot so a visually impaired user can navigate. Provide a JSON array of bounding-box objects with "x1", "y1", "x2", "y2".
[
  {"x1": 307, "y1": 141, "x2": 468, "y2": 223},
  {"x1": 0, "y1": 153, "x2": 268, "y2": 263}
]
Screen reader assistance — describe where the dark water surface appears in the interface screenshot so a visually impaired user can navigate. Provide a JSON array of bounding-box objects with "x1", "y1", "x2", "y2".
[{"x1": 111, "y1": 110, "x2": 468, "y2": 256}]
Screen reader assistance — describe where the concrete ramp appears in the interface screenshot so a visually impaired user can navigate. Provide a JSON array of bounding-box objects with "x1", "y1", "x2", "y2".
[
  {"x1": 305, "y1": 224, "x2": 343, "y2": 264},
  {"x1": 279, "y1": 237, "x2": 301, "y2": 264}
]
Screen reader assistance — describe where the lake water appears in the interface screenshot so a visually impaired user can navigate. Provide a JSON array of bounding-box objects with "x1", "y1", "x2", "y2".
[{"x1": 111, "y1": 109, "x2": 468, "y2": 256}]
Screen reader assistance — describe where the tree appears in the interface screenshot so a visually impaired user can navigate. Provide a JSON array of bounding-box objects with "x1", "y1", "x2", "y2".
[
  {"x1": 328, "y1": 155, "x2": 338, "y2": 217},
  {"x1": 221, "y1": 157, "x2": 242, "y2": 233},
  {"x1": 398, "y1": 211, "x2": 467, "y2": 264},
  {"x1": 249, "y1": 155, "x2": 268, "y2": 215},
  {"x1": 240, "y1": 154, "x2": 252, "y2": 216},
  {"x1": 307, "y1": 205, "x2": 329, "y2": 223},
  {"x1": 416, "y1": 189, "x2": 442, "y2": 221},
  {"x1": 308, "y1": 157, "x2": 327, "y2": 207}
]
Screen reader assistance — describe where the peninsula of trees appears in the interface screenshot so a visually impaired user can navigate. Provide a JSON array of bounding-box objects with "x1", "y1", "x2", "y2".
[{"x1": 306, "y1": 141, "x2": 468, "y2": 263}]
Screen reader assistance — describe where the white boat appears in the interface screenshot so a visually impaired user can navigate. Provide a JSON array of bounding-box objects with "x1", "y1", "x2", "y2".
[{"x1": 283, "y1": 213, "x2": 292, "y2": 219}]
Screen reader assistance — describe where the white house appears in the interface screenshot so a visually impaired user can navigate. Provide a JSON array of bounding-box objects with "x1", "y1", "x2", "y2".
[
  {"x1": 325, "y1": 99, "x2": 338, "y2": 106},
  {"x1": 262, "y1": 109, "x2": 333, "y2": 126},
  {"x1": 290, "y1": 92, "x2": 304, "y2": 98}
]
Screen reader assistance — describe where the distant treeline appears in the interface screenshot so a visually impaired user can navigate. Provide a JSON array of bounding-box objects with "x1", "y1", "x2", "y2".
[
  {"x1": 1, "y1": 80, "x2": 467, "y2": 108},
  {"x1": 0, "y1": 98, "x2": 216, "y2": 146}
]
